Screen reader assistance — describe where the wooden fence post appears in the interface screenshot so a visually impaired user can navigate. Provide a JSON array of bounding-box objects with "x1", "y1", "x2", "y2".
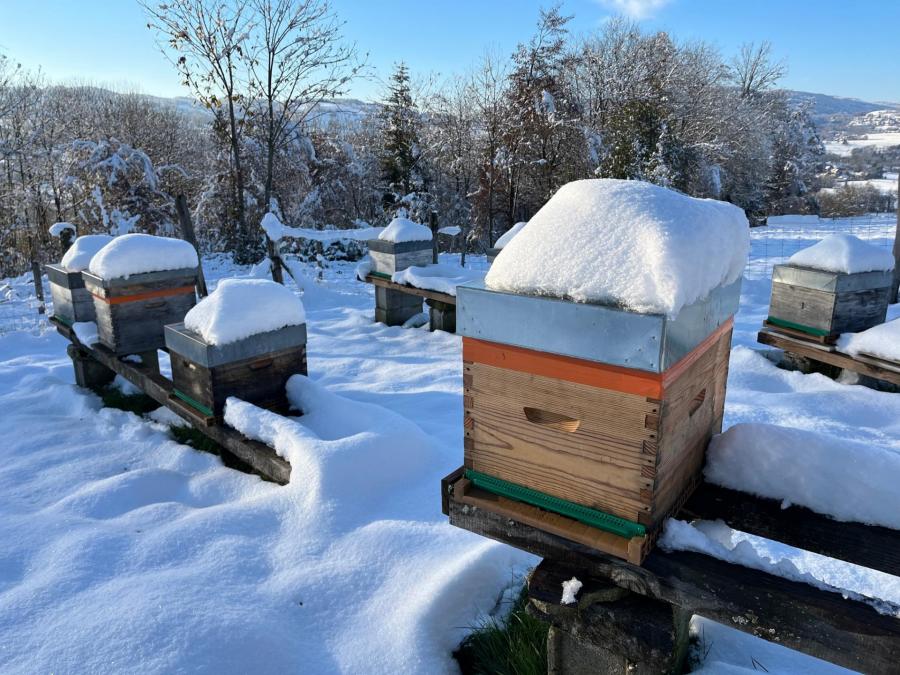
[
  {"x1": 892, "y1": 172, "x2": 900, "y2": 302},
  {"x1": 31, "y1": 260, "x2": 45, "y2": 315},
  {"x1": 430, "y1": 211, "x2": 439, "y2": 265},
  {"x1": 175, "y1": 194, "x2": 209, "y2": 298}
]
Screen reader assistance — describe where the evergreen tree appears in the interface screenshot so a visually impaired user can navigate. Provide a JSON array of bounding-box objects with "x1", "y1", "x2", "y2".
[{"x1": 379, "y1": 63, "x2": 421, "y2": 200}]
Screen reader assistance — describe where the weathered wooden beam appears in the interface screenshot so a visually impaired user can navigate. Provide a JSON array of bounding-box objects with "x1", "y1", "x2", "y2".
[
  {"x1": 56, "y1": 318, "x2": 291, "y2": 484},
  {"x1": 174, "y1": 194, "x2": 209, "y2": 298},
  {"x1": 365, "y1": 274, "x2": 457, "y2": 305},
  {"x1": 682, "y1": 483, "x2": 900, "y2": 578},
  {"x1": 528, "y1": 559, "x2": 690, "y2": 675},
  {"x1": 758, "y1": 328, "x2": 900, "y2": 386},
  {"x1": 443, "y1": 470, "x2": 900, "y2": 673}
]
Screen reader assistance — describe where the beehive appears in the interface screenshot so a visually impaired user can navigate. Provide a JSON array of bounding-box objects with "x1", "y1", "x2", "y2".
[
  {"x1": 485, "y1": 247, "x2": 501, "y2": 264},
  {"x1": 767, "y1": 264, "x2": 891, "y2": 341},
  {"x1": 82, "y1": 268, "x2": 198, "y2": 355},
  {"x1": 165, "y1": 322, "x2": 307, "y2": 418},
  {"x1": 45, "y1": 263, "x2": 95, "y2": 325},
  {"x1": 366, "y1": 238, "x2": 432, "y2": 276},
  {"x1": 456, "y1": 278, "x2": 740, "y2": 562}
]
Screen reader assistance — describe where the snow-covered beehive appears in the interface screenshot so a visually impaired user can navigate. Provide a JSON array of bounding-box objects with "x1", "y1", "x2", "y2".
[
  {"x1": 767, "y1": 234, "x2": 893, "y2": 341},
  {"x1": 45, "y1": 234, "x2": 113, "y2": 325},
  {"x1": 486, "y1": 221, "x2": 526, "y2": 264},
  {"x1": 165, "y1": 279, "x2": 307, "y2": 417},
  {"x1": 455, "y1": 179, "x2": 748, "y2": 563},
  {"x1": 81, "y1": 234, "x2": 199, "y2": 355},
  {"x1": 366, "y1": 216, "x2": 433, "y2": 276}
]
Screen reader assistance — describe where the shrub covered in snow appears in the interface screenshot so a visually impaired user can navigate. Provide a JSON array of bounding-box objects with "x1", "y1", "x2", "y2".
[
  {"x1": 60, "y1": 235, "x2": 114, "y2": 272},
  {"x1": 788, "y1": 233, "x2": 894, "y2": 274},
  {"x1": 88, "y1": 234, "x2": 199, "y2": 278},
  {"x1": 184, "y1": 278, "x2": 306, "y2": 345},
  {"x1": 378, "y1": 217, "x2": 432, "y2": 243},
  {"x1": 485, "y1": 179, "x2": 749, "y2": 316}
]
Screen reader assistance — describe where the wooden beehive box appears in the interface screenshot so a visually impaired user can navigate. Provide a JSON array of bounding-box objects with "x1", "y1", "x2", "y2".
[
  {"x1": 456, "y1": 279, "x2": 741, "y2": 563},
  {"x1": 165, "y1": 322, "x2": 307, "y2": 417},
  {"x1": 82, "y1": 268, "x2": 198, "y2": 355},
  {"x1": 485, "y1": 247, "x2": 501, "y2": 264},
  {"x1": 767, "y1": 264, "x2": 891, "y2": 341},
  {"x1": 367, "y1": 239, "x2": 432, "y2": 276},
  {"x1": 45, "y1": 263, "x2": 95, "y2": 325}
]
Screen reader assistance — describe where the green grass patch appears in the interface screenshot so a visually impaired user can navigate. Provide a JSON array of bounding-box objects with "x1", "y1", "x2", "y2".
[
  {"x1": 170, "y1": 424, "x2": 223, "y2": 455},
  {"x1": 454, "y1": 586, "x2": 548, "y2": 675},
  {"x1": 100, "y1": 386, "x2": 159, "y2": 416}
]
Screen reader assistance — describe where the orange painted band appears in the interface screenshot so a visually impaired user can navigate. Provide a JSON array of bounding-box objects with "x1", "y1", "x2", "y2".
[
  {"x1": 462, "y1": 317, "x2": 733, "y2": 399},
  {"x1": 92, "y1": 285, "x2": 196, "y2": 305}
]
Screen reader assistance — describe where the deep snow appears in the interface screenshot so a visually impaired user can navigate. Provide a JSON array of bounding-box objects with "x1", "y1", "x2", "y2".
[
  {"x1": 0, "y1": 213, "x2": 897, "y2": 673},
  {"x1": 485, "y1": 179, "x2": 750, "y2": 316}
]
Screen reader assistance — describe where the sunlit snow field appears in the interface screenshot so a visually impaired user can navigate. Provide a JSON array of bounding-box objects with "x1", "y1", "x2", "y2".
[{"x1": 0, "y1": 214, "x2": 897, "y2": 673}]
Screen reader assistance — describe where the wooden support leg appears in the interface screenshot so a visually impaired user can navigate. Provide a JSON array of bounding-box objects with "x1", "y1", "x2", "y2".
[
  {"x1": 529, "y1": 560, "x2": 690, "y2": 675},
  {"x1": 426, "y1": 298, "x2": 456, "y2": 333},
  {"x1": 374, "y1": 286, "x2": 423, "y2": 326},
  {"x1": 132, "y1": 350, "x2": 160, "y2": 374},
  {"x1": 67, "y1": 344, "x2": 115, "y2": 390}
]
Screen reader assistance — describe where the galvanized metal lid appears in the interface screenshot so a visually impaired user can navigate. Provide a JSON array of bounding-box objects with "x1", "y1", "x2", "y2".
[
  {"x1": 772, "y1": 264, "x2": 892, "y2": 293},
  {"x1": 457, "y1": 278, "x2": 741, "y2": 373},
  {"x1": 164, "y1": 322, "x2": 308, "y2": 367}
]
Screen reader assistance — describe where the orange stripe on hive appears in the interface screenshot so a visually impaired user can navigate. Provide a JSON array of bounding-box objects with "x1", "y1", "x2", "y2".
[
  {"x1": 462, "y1": 337, "x2": 665, "y2": 398},
  {"x1": 92, "y1": 285, "x2": 196, "y2": 305},
  {"x1": 462, "y1": 316, "x2": 733, "y2": 398}
]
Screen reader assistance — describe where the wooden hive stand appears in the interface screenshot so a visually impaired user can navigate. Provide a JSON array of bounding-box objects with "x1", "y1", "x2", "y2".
[{"x1": 442, "y1": 467, "x2": 900, "y2": 674}]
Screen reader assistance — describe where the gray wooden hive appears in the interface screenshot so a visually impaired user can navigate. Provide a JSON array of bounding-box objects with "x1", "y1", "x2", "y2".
[
  {"x1": 767, "y1": 264, "x2": 891, "y2": 340},
  {"x1": 82, "y1": 268, "x2": 198, "y2": 355},
  {"x1": 367, "y1": 238, "x2": 432, "y2": 276},
  {"x1": 45, "y1": 263, "x2": 95, "y2": 325},
  {"x1": 485, "y1": 247, "x2": 501, "y2": 265},
  {"x1": 165, "y1": 322, "x2": 308, "y2": 417}
]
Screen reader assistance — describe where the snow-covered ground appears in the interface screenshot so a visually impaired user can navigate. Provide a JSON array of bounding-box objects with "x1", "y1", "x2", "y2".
[
  {"x1": 0, "y1": 215, "x2": 897, "y2": 673},
  {"x1": 824, "y1": 131, "x2": 900, "y2": 156}
]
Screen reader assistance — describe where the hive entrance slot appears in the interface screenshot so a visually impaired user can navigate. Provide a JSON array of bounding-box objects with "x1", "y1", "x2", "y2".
[
  {"x1": 523, "y1": 407, "x2": 581, "y2": 433},
  {"x1": 689, "y1": 389, "x2": 707, "y2": 416}
]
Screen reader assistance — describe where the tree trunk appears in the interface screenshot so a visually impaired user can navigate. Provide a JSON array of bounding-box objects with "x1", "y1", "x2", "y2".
[
  {"x1": 893, "y1": 172, "x2": 900, "y2": 302},
  {"x1": 226, "y1": 97, "x2": 249, "y2": 262}
]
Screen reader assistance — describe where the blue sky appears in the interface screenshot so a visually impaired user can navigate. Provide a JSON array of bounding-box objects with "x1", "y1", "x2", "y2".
[{"x1": 2, "y1": 0, "x2": 899, "y2": 103}]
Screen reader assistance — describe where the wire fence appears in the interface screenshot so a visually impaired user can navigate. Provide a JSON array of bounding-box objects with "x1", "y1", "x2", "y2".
[{"x1": 1, "y1": 214, "x2": 896, "y2": 337}]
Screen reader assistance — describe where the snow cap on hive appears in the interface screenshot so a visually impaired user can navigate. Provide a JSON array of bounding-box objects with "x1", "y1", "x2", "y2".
[
  {"x1": 184, "y1": 278, "x2": 306, "y2": 346},
  {"x1": 88, "y1": 233, "x2": 199, "y2": 278},
  {"x1": 788, "y1": 233, "x2": 894, "y2": 274},
  {"x1": 60, "y1": 234, "x2": 114, "y2": 272},
  {"x1": 495, "y1": 221, "x2": 527, "y2": 249},
  {"x1": 377, "y1": 216, "x2": 432, "y2": 243},
  {"x1": 485, "y1": 179, "x2": 749, "y2": 317}
]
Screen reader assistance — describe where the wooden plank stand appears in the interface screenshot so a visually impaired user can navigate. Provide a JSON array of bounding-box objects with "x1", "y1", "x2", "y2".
[
  {"x1": 53, "y1": 316, "x2": 292, "y2": 484},
  {"x1": 442, "y1": 467, "x2": 900, "y2": 674}
]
